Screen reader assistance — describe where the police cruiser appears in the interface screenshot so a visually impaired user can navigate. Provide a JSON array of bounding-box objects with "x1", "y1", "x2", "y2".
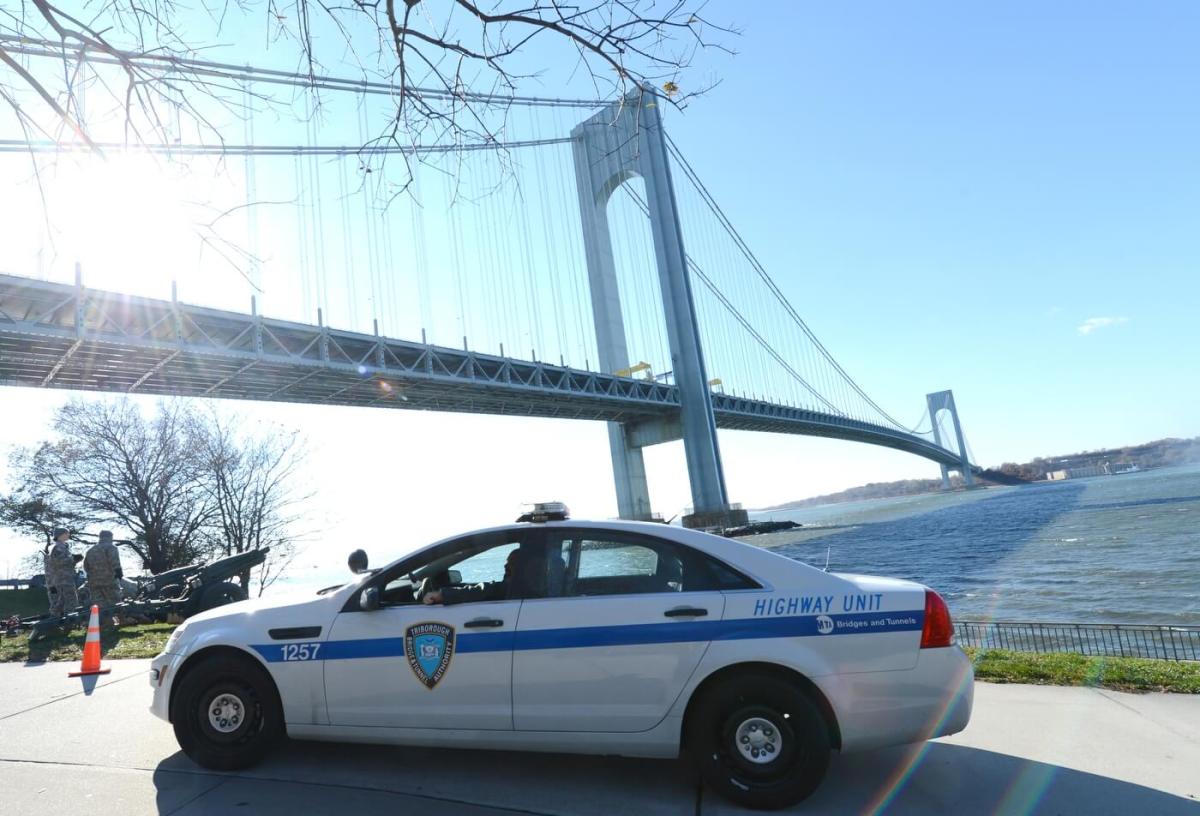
[{"x1": 149, "y1": 503, "x2": 973, "y2": 809}]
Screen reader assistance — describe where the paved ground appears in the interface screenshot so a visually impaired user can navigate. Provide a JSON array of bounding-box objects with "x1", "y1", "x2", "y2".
[{"x1": 0, "y1": 660, "x2": 1196, "y2": 815}]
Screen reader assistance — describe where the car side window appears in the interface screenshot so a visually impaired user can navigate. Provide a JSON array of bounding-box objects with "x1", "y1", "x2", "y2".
[
  {"x1": 452, "y1": 542, "x2": 520, "y2": 584},
  {"x1": 577, "y1": 541, "x2": 660, "y2": 580},
  {"x1": 552, "y1": 530, "x2": 755, "y2": 597},
  {"x1": 376, "y1": 534, "x2": 523, "y2": 606}
]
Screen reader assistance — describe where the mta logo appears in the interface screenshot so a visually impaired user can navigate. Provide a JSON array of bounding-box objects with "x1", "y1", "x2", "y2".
[
  {"x1": 816, "y1": 615, "x2": 834, "y2": 635},
  {"x1": 404, "y1": 622, "x2": 455, "y2": 688}
]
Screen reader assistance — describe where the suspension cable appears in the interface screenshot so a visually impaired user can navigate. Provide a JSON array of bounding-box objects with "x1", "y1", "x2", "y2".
[
  {"x1": 664, "y1": 134, "x2": 919, "y2": 433},
  {"x1": 621, "y1": 187, "x2": 843, "y2": 415},
  {"x1": 0, "y1": 137, "x2": 574, "y2": 156},
  {"x1": 0, "y1": 37, "x2": 607, "y2": 109}
]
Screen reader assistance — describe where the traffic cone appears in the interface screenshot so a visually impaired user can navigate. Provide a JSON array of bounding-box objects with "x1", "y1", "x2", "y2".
[{"x1": 68, "y1": 605, "x2": 112, "y2": 677}]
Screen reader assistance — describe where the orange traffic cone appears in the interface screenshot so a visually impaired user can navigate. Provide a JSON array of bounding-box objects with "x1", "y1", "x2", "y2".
[{"x1": 69, "y1": 605, "x2": 112, "y2": 677}]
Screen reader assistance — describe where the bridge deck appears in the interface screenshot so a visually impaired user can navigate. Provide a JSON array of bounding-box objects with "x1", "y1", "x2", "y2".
[{"x1": 0, "y1": 274, "x2": 965, "y2": 467}]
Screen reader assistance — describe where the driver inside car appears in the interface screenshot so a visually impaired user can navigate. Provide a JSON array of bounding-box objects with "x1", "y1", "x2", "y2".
[{"x1": 422, "y1": 547, "x2": 533, "y2": 605}]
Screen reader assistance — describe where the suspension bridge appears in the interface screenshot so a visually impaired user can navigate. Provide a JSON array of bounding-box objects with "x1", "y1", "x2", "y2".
[{"x1": 0, "y1": 40, "x2": 978, "y2": 526}]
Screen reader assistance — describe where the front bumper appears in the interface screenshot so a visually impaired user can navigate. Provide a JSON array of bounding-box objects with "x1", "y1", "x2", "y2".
[
  {"x1": 815, "y1": 645, "x2": 975, "y2": 753},
  {"x1": 148, "y1": 651, "x2": 187, "y2": 722}
]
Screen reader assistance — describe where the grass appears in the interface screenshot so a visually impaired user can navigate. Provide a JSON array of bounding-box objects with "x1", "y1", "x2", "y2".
[
  {"x1": 2, "y1": 620, "x2": 1196, "y2": 694},
  {"x1": 0, "y1": 588, "x2": 48, "y2": 618},
  {"x1": 0, "y1": 622, "x2": 175, "y2": 663},
  {"x1": 964, "y1": 646, "x2": 1200, "y2": 694}
]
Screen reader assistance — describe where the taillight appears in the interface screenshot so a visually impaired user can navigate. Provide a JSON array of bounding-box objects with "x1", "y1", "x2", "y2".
[{"x1": 920, "y1": 589, "x2": 955, "y2": 648}]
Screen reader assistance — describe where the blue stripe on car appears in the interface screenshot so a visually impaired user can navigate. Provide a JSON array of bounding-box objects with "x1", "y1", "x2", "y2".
[{"x1": 249, "y1": 610, "x2": 924, "y2": 663}]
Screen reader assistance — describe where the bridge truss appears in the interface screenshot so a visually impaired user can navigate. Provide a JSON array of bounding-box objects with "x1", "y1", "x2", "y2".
[{"x1": 0, "y1": 272, "x2": 966, "y2": 468}]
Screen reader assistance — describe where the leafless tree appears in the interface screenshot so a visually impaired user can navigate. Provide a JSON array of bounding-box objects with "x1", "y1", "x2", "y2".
[
  {"x1": 2, "y1": 398, "x2": 315, "y2": 586},
  {"x1": 0, "y1": 483, "x2": 95, "y2": 556},
  {"x1": 0, "y1": 2, "x2": 734, "y2": 166},
  {"x1": 190, "y1": 409, "x2": 314, "y2": 595},
  {"x1": 6, "y1": 398, "x2": 213, "y2": 573}
]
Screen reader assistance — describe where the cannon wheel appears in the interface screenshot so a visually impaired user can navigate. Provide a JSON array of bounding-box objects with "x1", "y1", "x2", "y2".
[
  {"x1": 198, "y1": 581, "x2": 248, "y2": 613},
  {"x1": 158, "y1": 583, "x2": 187, "y2": 601}
]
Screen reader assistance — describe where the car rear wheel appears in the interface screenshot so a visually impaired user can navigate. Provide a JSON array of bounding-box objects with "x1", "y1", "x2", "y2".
[
  {"x1": 688, "y1": 673, "x2": 831, "y2": 810},
  {"x1": 171, "y1": 653, "x2": 282, "y2": 770}
]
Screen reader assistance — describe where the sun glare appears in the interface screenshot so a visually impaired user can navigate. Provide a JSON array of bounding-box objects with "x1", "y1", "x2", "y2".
[{"x1": 18, "y1": 150, "x2": 248, "y2": 306}]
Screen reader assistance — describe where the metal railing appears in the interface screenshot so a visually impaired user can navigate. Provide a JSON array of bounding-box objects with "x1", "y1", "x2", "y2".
[{"x1": 955, "y1": 620, "x2": 1200, "y2": 662}]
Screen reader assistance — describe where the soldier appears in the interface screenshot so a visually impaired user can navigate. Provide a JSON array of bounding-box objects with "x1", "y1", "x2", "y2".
[
  {"x1": 84, "y1": 530, "x2": 123, "y2": 613},
  {"x1": 44, "y1": 528, "x2": 80, "y2": 618}
]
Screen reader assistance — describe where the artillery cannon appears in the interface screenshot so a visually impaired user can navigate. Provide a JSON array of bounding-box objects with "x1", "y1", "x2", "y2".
[{"x1": 4, "y1": 548, "x2": 268, "y2": 641}]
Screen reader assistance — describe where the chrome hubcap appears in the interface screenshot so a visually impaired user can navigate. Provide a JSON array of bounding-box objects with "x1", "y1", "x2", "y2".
[
  {"x1": 207, "y1": 693, "x2": 244, "y2": 734},
  {"x1": 735, "y1": 716, "x2": 781, "y2": 764}
]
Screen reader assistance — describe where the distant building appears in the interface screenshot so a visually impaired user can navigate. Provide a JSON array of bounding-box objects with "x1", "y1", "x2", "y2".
[{"x1": 1046, "y1": 464, "x2": 1110, "y2": 480}]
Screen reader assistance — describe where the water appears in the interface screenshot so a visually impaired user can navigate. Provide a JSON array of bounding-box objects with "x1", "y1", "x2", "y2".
[{"x1": 751, "y1": 464, "x2": 1200, "y2": 625}]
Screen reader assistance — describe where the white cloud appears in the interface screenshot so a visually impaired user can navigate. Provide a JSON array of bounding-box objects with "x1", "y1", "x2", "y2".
[{"x1": 1077, "y1": 316, "x2": 1129, "y2": 336}]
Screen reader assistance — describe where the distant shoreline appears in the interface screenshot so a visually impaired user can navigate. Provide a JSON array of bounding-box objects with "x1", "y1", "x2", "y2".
[{"x1": 757, "y1": 436, "x2": 1200, "y2": 512}]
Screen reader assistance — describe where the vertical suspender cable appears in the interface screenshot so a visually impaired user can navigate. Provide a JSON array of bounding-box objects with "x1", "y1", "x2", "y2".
[
  {"x1": 305, "y1": 93, "x2": 329, "y2": 319},
  {"x1": 380, "y1": 192, "x2": 400, "y2": 336},
  {"x1": 337, "y1": 155, "x2": 358, "y2": 329},
  {"x1": 357, "y1": 102, "x2": 380, "y2": 331},
  {"x1": 410, "y1": 165, "x2": 432, "y2": 339},
  {"x1": 529, "y1": 108, "x2": 566, "y2": 363},
  {"x1": 469, "y1": 162, "x2": 495, "y2": 351},
  {"x1": 516, "y1": 155, "x2": 544, "y2": 360},
  {"x1": 553, "y1": 107, "x2": 590, "y2": 368},
  {"x1": 294, "y1": 152, "x2": 311, "y2": 320},
  {"x1": 242, "y1": 79, "x2": 260, "y2": 296},
  {"x1": 443, "y1": 161, "x2": 470, "y2": 344}
]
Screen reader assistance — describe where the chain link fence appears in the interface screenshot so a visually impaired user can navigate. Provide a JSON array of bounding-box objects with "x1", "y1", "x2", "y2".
[{"x1": 955, "y1": 620, "x2": 1200, "y2": 662}]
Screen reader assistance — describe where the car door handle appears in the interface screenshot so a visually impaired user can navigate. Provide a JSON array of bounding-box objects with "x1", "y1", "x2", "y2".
[
  {"x1": 464, "y1": 618, "x2": 505, "y2": 628},
  {"x1": 664, "y1": 607, "x2": 708, "y2": 618}
]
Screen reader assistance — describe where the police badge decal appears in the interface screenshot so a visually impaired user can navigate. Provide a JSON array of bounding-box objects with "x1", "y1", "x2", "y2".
[{"x1": 404, "y1": 622, "x2": 455, "y2": 689}]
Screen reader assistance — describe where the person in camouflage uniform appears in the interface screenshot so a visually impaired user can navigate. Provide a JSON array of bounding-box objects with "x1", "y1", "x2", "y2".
[
  {"x1": 44, "y1": 528, "x2": 79, "y2": 618},
  {"x1": 84, "y1": 530, "x2": 123, "y2": 611}
]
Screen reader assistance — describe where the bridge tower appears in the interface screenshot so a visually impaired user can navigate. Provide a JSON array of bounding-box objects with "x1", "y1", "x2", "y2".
[
  {"x1": 571, "y1": 90, "x2": 746, "y2": 528},
  {"x1": 926, "y1": 389, "x2": 974, "y2": 488}
]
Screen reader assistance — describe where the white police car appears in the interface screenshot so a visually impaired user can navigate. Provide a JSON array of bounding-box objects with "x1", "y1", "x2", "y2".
[{"x1": 149, "y1": 504, "x2": 972, "y2": 810}]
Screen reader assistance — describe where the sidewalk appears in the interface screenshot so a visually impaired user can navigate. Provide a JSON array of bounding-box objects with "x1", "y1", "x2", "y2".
[{"x1": 0, "y1": 659, "x2": 1196, "y2": 815}]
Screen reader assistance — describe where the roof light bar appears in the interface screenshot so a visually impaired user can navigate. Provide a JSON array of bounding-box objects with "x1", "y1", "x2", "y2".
[{"x1": 516, "y1": 502, "x2": 570, "y2": 523}]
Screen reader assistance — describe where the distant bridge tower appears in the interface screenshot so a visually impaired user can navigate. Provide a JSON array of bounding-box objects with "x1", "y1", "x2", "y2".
[
  {"x1": 926, "y1": 389, "x2": 974, "y2": 488},
  {"x1": 571, "y1": 90, "x2": 746, "y2": 528}
]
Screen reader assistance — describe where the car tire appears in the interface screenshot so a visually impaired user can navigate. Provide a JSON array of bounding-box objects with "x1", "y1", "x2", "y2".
[
  {"x1": 198, "y1": 580, "x2": 248, "y2": 612},
  {"x1": 170, "y1": 653, "x2": 283, "y2": 770},
  {"x1": 687, "y1": 673, "x2": 831, "y2": 810}
]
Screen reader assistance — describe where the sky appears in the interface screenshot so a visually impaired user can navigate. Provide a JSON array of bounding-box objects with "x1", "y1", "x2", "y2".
[{"x1": 1, "y1": 2, "x2": 1197, "y2": 582}]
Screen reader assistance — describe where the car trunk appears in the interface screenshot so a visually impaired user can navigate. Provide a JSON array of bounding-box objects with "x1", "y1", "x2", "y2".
[{"x1": 819, "y1": 572, "x2": 928, "y2": 672}]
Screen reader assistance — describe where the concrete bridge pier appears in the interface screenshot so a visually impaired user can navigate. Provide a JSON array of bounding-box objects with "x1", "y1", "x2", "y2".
[
  {"x1": 927, "y1": 389, "x2": 974, "y2": 488},
  {"x1": 572, "y1": 90, "x2": 746, "y2": 528}
]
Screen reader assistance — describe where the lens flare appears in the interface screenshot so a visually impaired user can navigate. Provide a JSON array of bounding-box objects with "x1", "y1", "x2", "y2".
[{"x1": 861, "y1": 660, "x2": 974, "y2": 813}]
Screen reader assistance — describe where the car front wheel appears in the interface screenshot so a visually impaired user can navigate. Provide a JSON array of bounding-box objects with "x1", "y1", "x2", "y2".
[
  {"x1": 171, "y1": 653, "x2": 283, "y2": 770},
  {"x1": 688, "y1": 673, "x2": 831, "y2": 810}
]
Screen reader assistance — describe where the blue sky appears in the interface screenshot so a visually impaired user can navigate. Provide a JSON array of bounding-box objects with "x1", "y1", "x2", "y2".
[
  {"x1": 1, "y1": 2, "x2": 1197, "y2": 580},
  {"x1": 668, "y1": 1, "x2": 1200, "y2": 466}
]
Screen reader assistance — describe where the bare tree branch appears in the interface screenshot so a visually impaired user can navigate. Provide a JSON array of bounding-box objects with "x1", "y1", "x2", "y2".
[{"x1": 0, "y1": 1, "x2": 734, "y2": 166}]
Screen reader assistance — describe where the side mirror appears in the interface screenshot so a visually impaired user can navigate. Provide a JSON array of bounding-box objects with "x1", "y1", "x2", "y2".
[
  {"x1": 348, "y1": 549, "x2": 369, "y2": 575},
  {"x1": 359, "y1": 587, "x2": 380, "y2": 611},
  {"x1": 447, "y1": 569, "x2": 462, "y2": 585}
]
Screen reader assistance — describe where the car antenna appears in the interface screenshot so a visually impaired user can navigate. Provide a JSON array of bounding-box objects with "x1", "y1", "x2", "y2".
[{"x1": 823, "y1": 545, "x2": 831, "y2": 572}]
